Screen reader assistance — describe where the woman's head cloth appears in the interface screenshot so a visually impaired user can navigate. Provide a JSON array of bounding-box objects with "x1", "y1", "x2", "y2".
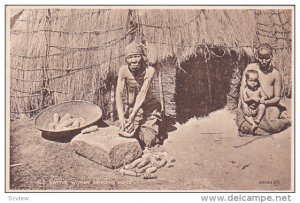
[
  {"x1": 257, "y1": 43, "x2": 273, "y2": 57},
  {"x1": 124, "y1": 42, "x2": 147, "y2": 59}
]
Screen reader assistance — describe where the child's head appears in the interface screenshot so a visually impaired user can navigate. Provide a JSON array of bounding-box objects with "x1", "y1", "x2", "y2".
[{"x1": 245, "y1": 70, "x2": 260, "y2": 89}]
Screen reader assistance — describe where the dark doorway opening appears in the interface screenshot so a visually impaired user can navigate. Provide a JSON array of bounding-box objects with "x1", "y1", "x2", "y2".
[{"x1": 175, "y1": 52, "x2": 238, "y2": 123}]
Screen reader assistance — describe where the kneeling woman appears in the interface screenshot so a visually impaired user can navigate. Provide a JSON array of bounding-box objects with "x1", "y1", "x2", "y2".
[{"x1": 116, "y1": 42, "x2": 162, "y2": 148}]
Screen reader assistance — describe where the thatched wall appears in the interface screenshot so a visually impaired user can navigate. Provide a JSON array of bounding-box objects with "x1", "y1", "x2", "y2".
[
  {"x1": 139, "y1": 9, "x2": 256, "y2": 61},
  {"x1": 9, "y1": 8, "x2": 292, "y2": 119},
  {"x1": 10, "y1": 9, "x2": 129, "y2": 118},
  {"x1": 254, "y1": 10, "x2": 292, "y2": 97}
]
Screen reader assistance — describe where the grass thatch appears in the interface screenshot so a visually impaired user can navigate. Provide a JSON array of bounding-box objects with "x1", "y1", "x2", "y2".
[{"x1": 9, "y1": 8, "x2": 292, "y2": 119}]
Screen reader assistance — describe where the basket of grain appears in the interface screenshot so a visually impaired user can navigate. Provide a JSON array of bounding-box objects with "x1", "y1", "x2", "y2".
[{"x1": 34, "y1": 100, "x2": 102, "y2": 142}]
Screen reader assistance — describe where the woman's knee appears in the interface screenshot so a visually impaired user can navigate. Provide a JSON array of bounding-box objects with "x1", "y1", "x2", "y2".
[{"x1": 265, "y1": 107, "x2": 287, "y2": 132}]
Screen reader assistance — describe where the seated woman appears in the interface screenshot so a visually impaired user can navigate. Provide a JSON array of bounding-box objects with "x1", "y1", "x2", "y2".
[{"x1": 236, "y1": 43, "x2": 291, "y2": 136}]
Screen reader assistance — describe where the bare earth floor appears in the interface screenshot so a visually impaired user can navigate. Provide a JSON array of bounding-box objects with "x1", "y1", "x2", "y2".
[{"x1": 9, "y1": 100, "x2": 292, "y2": 191}]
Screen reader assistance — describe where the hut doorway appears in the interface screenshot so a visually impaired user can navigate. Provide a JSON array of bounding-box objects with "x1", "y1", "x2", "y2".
[{"x1": 175, "y1": 52, "x2": 237, "y2": 123}]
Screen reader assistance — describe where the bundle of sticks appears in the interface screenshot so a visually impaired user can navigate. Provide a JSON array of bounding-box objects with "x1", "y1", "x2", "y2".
[
  {"x1": 120, "y1": 151, "x2": 175, "y2": 179},
  {"x1": 48, "y1": 113, "x2": 86, "y2": 131}
]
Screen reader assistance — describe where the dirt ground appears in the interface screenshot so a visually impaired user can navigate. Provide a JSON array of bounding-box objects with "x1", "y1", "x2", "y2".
[{"x1": 8, "y1": 99, "x2": 293, "y2": 191}]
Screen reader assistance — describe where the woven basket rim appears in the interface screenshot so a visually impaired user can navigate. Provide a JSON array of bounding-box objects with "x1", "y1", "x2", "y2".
[{"x1": 34, "y1": 100, "x2": 102, "y2": 133}]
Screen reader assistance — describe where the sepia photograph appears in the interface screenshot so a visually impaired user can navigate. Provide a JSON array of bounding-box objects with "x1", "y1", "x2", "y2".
[{"x1": 6, "y1": 5, "x2": 294, "y2": 192}]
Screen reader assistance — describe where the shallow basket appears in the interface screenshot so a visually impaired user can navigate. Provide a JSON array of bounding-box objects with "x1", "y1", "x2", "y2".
[{"x1": 35, "y1": 100, "x2": 102, "y2": 134}]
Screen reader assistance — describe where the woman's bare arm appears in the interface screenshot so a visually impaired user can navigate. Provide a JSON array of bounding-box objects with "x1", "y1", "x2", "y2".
[
  {"x1": 265, "y1": 70, "x2": 282, "y2": 106},
  {"x1": 129, "y1": 67, "x2": 155, "y2": 121},
  {"x1": 116, "y1": 67, "x2": 126, "y2": 121}
]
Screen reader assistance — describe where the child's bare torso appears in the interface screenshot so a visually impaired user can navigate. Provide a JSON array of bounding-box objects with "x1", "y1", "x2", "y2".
[{"x1": 245, "y1": 87, "x2": 263, "y2": 110}]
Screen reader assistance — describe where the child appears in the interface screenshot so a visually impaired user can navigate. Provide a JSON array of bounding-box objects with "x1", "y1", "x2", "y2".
[{"x1": 242, "y1": 70, "x2": 267, "y2": 133}]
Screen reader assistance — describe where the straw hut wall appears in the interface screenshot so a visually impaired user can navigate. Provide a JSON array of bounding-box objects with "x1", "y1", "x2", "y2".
[{"x1": 9, "y1": 8, "x2": 292, "y2": 121}]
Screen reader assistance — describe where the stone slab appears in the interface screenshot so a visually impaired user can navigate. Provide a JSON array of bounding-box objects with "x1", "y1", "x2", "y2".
[{"x1": 71, "y1": 126, "x2": 142, "y2": 169}]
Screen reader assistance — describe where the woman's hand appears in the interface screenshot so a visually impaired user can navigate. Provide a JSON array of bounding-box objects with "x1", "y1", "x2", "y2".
[
  {"x1": 122, "y1": 114, "x2": 135, "y2": 133},
  {"x1": 124, "y1": 121, "x2": 134, "y2": 133},
  {"x1": 251, "y1": 96, "x2": 260, "y2": 103},
  {"x1": 126, "y1": 115, "x2": 135, "y2": 133},
  {"x1": 259, "y1": 97, "x2": 265, "y2": 104},
  {"x1": 119, "y1": 117, "x2": 126, "y2": 131}
]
